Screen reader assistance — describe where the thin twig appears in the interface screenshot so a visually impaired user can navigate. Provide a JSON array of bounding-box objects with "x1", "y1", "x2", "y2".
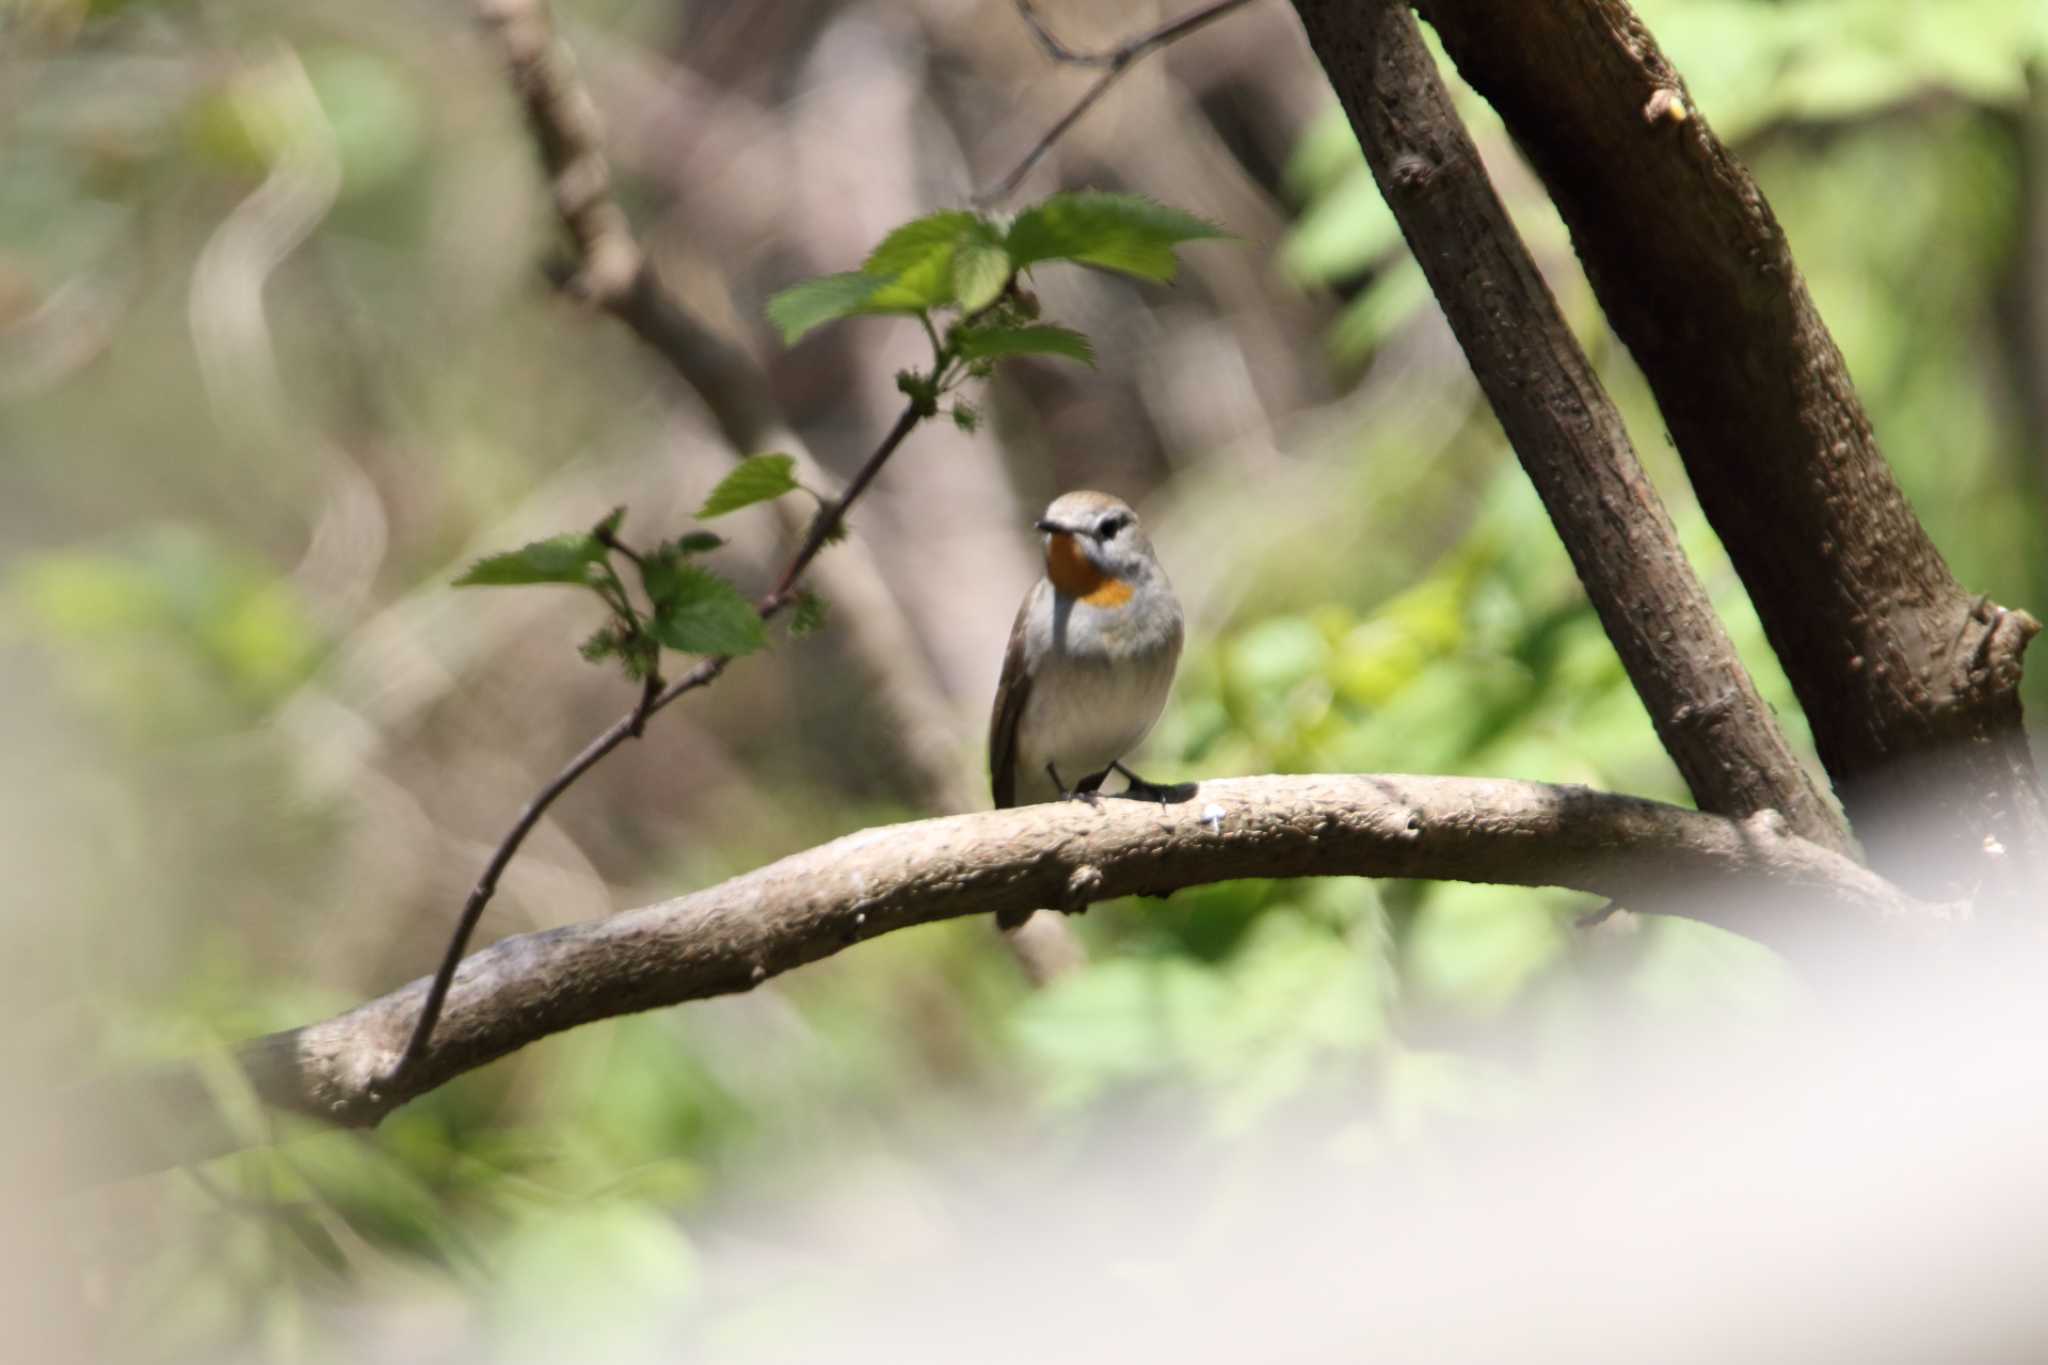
[
  {"x1": 977, "y1": 0, "x2": 1261, "y2": 207},
  {"x1": 381, "y1": 401, "x2": 925, "y2": 1087},
  {"x1": 467, "y1": 0, "x2": 1088, "y2": 996},
  {"x1": 1014, "y1": 0, "x2": 1117, "y2": 66},
  {"x1": 627, "y1": 671, "x2": 662, "y2": 738},
  {"x1": 767, "y1": 404, "x2": 923, "y2": 607}
]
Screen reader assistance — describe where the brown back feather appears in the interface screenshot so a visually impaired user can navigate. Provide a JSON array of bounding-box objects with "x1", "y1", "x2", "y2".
[{"x1": 988, "y1": 594, "x2": 1034, "y2": 809}]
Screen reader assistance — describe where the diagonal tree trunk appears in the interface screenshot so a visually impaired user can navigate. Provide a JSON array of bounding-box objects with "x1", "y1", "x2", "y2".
[
  {"x1": 1289, "y1": 0, "x2": 1848, "y2": 857},
  {"x1": 1294, "y1": 0, "x2": 2047, "y2": 899}
]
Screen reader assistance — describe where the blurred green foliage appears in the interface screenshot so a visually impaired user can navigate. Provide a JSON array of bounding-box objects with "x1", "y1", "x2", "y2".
[
  {"x1": 10, "y1": 527, "x2": 322, "y2": 737},
  {"x1": 6, "y1": 0, "x2": 2042, "y2": 1357}
]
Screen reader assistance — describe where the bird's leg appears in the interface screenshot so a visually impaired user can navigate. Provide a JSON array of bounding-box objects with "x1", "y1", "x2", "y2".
[
  {"x1": 1111, "y1": 759, "x2": 1175, "y2": 803},
  {"x1": 1048, "y1": 765, "x2": 1097, "y2": 806},
  {"x1": 1048, "y1": 761, "x2": 1104, "y2": 804}
]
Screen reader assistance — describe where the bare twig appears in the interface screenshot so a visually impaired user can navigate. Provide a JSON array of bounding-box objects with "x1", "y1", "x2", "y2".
[
  {"x1": 477, "y1": 0, "x2": 787, "y2": 454},
  {"x1": 53, "y1": 774, "x2": 1947, "y2": 1185},
  {"x1": 977, "y1": 0, "x2": 1262, "y2": 207},
  {"x1": 383, "y1": 400, "x2": 927, "y2": 1085}
]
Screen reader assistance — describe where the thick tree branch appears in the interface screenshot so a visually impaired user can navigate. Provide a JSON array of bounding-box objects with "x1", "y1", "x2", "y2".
[
  {"x1": 1289, "y1": 1, "x2": 1850, "y2": 857},
  {"x1": 52, "y1": 774, "x2": 1937, "y2": 1185},
  {"x1": 978, "y1": 0, "x2": 1262, "y2": 207},
  {"x1": 1401, "y1": 0, "x2": 2046, "y2": 894}
]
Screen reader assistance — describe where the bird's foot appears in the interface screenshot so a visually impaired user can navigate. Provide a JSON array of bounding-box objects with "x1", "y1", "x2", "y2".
[{"x1": 1111, "y1": 761, "x2": 1177, "y2": 803}]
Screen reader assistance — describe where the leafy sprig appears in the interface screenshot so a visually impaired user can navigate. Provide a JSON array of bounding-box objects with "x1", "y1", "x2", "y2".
[
  {"x1": 768, "y1": 191, "x2": 1224, "y2": 348},
  {"x1": 397, "y1": 190, "x2": 1226, "y2": 1083},
  {"x1": 459, "y1": 191, "x2": 1224, "y2": 697}
]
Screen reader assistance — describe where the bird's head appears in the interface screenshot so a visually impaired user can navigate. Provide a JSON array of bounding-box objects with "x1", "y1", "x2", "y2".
[{"x1": 1036, "y1": 490, "x2": 1156, "y2": 605}]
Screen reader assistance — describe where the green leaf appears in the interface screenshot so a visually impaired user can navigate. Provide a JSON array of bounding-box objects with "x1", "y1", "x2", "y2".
[
  {"x1": 591, "y1": 507, "x2": 625, "y2": 540},
  {"x1": 771, "y1": 212, "x2": 1022, "y2": 340},
  {"x1": 863, "y1": 211, "x2": 979, "y2": 309},
  {"x1": 1006, "y1": 192, "x2": 1227, "y2": 283},
  {"x1": 666, "y1": 531, "x2": 724, "y2": 556},
  {"x1": 863, "y1": 211, "x2": 980, "y2": 278},
  {"x1": 697, "y1": 454, "x2": 799, "y2": 519},
  {"x1": 951, "y1": 238, "x2": 1012, "y2": 313},
  {"x1": 766, "y1": 272, "x2": 886, "y2": 344},
  {"x1": 647, "y1": 567, "x2": 766, "y2": 657},
  {"x1": 789, "y1": 591, "x2": 829, "y2": 638},
  {"x1": 454, "y1": 533, "x2": 606, "y2": 587},
  {"x1": 955, "y1": 323, "x2": 1094, "y2": 366}
]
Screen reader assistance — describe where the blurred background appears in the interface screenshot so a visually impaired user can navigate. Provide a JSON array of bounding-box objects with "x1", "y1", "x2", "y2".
[{"x1": 5, "y1": 0, "x2": 2047, "y2": 1358}]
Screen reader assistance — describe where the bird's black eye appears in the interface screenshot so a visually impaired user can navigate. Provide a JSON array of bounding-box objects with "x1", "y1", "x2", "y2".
[{"x1": 1096, "y1": 513, "x2": 1129, "y2": 539}]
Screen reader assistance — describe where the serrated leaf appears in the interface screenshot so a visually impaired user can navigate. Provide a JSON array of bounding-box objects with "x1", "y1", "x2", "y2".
[
  {"x1": 1006, "y1": 192, "x2": 1227, "y2": 283},
  {"x1": 767, "y1": 272, "x2": 886, "y2": 344},
  {"x1": 863, "y1": 211, "x2": 978, "y2": 308},
  {"x1": 790, "y1": 591, "x2": 829, "y2": 638},
  {"x1": 454, "y1": 533, "x2": 606, "y2": 587},
  {"x1": 698, "y1": 454, "x2": 799, "y2": 519},
  {"x1": 863, "y1": 211, "x2": 981, "y2": 278},
  {"x1": 637, "y1": 553, "x2": 685, "y2": 609},
  {"x1": 955, "y1": 323, "x2": 1095, "y2": 366},
  {"x1": 647, "y1": 567, "x2": 766, "y2": 657},
  {"x1": 951, "y1": 239, "x2": 1012, "y2": 313}
]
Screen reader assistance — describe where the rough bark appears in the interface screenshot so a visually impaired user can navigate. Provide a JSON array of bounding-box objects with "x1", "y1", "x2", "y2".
[
  {"x1": 1289, "y1": 0, "x2": 1850, "y2": 857},
  {"x1": 1402, "y1": 0, "x2": 2046, "y2": 896},
  {"x1": 49, "y1": 774, "x2": 1930, "y2": 1186}
]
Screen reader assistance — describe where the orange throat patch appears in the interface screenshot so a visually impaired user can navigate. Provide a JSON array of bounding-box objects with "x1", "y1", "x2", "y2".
[{"x1": 1045, "y1": 532, "x2": 1134, "y2": 607}]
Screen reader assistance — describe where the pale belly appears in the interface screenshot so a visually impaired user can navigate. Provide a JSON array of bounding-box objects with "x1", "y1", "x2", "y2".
[{"x1": 1011, "y1": 647, "x2": 1176, "y2": 802}]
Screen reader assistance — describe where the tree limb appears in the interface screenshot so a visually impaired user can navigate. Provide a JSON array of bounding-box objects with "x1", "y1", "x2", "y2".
[
  {"x1": 1402, "y1": 0, "x2": 2046, "y2": 895},
  {"x1": 55, "y1": 774, "x2": 1940, "y2": 1186},
  {"x1": 1289, "y1": 0, "x2": 1851, "y2": 857}
]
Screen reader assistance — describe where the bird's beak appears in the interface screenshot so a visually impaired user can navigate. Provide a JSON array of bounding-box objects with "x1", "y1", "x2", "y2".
[{"x1": 1035, "y1": 518, "x2": 1063, "y2": 534}]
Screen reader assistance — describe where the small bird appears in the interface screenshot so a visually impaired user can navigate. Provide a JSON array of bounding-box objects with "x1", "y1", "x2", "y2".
[{"x1": 989, "y1": 491, "x2": 1184, "y2": 929}]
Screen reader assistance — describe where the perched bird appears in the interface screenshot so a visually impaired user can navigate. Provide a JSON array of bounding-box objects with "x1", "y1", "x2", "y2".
[{"x1": 988, "y1": 491, "x2": 1184, "y2": 928}]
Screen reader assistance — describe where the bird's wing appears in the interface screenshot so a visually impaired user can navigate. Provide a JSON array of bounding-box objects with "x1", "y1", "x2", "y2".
[{"x1": 987, "y1": 588, "x2": 1036, "y2": 810}]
